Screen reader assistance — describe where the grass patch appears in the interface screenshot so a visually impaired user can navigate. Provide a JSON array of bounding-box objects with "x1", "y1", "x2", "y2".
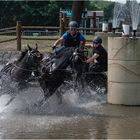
[{"x1": 0, "y1": 35, "x2": 16, "y2": 42}]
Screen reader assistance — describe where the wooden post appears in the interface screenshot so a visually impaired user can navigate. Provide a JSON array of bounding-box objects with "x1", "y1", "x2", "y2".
[
  {"x1": 59, "y1": 12, "x2": 65, "y2": 36},
  {"x1": 16, "y1": 21, "x2": 21, "y2": 51},
  {"x1": 93, "y1": 12, "x2": 96, "y2": 32},
  {"x1": 59, "y1": 12, "x2": 63, "y2": 36},
  {"x1": 70, "y1": 1, "x2": 85, "y2": 25},
  {"x1": 63, "y1": 13, "x2": 67, "y2": 33},
  {"x1": 108, "y1": 22, "x2": 112, "y2": 32}
]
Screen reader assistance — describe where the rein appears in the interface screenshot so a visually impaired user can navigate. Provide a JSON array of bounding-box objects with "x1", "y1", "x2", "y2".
[
  {"x1": 78, "y1": 55, "x2": 87, "y2": 62},
  {"x1": 53, "y1": 69, "x2": 73, "y2": 72},
  {"x1": 13, "y1": 64, "x2": 38, "y2": 72}
]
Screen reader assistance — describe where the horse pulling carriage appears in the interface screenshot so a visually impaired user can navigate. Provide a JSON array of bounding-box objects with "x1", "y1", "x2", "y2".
[{"x1": 0, "y1": 45, "x2": 107, "y2": 106}]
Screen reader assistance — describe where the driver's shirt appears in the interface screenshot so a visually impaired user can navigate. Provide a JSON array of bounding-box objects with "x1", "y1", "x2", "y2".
[{"x1": 61, "y1": 31, "x2": 85, "y2": 47}]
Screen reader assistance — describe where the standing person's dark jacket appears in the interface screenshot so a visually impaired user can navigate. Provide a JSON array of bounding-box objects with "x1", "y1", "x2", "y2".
[{"x1": 91, "y1": 44, "x2": 107, "y2": 72}]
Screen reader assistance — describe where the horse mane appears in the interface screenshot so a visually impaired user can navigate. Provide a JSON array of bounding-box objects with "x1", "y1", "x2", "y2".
[{"x1": 17, "y1": 48, "x2": 28, "y2": 62}]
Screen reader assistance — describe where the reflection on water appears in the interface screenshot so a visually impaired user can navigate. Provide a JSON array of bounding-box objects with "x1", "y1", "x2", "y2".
[
  {"x1": 0, "y1": 64, "x2": 140, "y2": 139},
  {"x1": 46, "y1": 116, "x2": 109, "y2": 139},
  {"x1": 1, "y1": 103, "x2": 140, "y2": 139}
]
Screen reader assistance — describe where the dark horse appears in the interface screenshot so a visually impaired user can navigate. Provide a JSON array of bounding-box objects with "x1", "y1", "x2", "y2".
[
  {"x1": 0, "y1": 44, "x2": 43, "y2": 105},
  {"x1": 36, "y1": 47, "x2": 75, "y2": 106},
  {"x1": 71, "y1": 48, "x2": 107, "y2": 94}
]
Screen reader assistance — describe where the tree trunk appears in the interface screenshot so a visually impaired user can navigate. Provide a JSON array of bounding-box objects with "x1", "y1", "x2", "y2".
[{"x1": 70, "y1": 1, "x2": 85, "y2": 25}]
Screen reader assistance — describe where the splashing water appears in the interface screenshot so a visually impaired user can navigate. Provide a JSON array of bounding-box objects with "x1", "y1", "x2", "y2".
[
  {"x1": 113, "y1": 2, "x2": 124, "y2": 29},
  {"x1": 0, "y1": 61, "x2": 107, "y2": 116},
  {"x1": 130, "y1": 0, "x2": 140, "y2": 30},
  {"x1": 0, "y1": 80, "x2": 106, "y2": 115}
]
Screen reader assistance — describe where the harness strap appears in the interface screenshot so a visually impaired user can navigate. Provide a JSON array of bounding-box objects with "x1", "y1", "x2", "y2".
[
  {"x1": 13, "y1": 64, "x2": 38, "y2": 72},
  {"x1": 83, "y1": 71, "x2": 107, "y2": 75}
]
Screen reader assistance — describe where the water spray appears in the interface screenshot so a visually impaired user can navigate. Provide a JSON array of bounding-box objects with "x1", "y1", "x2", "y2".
[
  {"x1": 121, "y1": 0, "x2": 140, "y2": 37},
  {"x1": 112, "y1": 2, "x2": 124, "y2": 35},
  {"x1": 130, "y1": 0, "x2": 140, "y2": 37}
]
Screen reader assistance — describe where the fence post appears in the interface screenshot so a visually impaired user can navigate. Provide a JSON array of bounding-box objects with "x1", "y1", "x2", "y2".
[
  {"x1": 59, "y1": 12, "x2": 67, "y2": 36},
  {"x1": 59, "y1": 12, "x2": 63, "y2": 36},
  {"x1": 16, "y1": 21, "x2": 21, "y2": 51},
  {"x1": 108, "y1": 22, "x2": 112, "y2": 32},
  {"x1": 93, "y1": 12, "x2": 96, "y2": 33},
  {"x1": 63, "y1": 13, "x2": 67, "y2": 33}
]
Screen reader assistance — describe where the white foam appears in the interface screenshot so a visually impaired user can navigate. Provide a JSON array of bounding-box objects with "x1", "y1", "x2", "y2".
[
  {"x1": 0, "y1": 94, "x2": 11, "y2": 112},
  {"x1": 0, "y1": 81, "x2": 106, "y2": 116}
]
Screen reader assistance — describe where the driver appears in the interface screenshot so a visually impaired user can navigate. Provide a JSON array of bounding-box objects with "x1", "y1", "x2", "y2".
[
  {"x1": 52, "y1": 21, "x2": 86, "y2": 54},
  {"x1": 86, "y1": 35, "x2": 107, "y2": 72}
]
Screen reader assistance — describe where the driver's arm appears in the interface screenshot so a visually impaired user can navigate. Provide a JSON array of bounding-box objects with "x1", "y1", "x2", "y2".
[
  {"x1": 79, "y1": 34, "x2": 86, "y2": 49},
  {"x1": 53, "y1": 32, "x2": 68, "y2": 47},
  {"x1": 86, "y1": 53, "x2": 99, "y2": 63},
  {"x1": 80, "y1": 39, "x2": 86, "y2": 48},
  {"x1": 53, "y1": 38, "x2": 64, "y2": 46}
]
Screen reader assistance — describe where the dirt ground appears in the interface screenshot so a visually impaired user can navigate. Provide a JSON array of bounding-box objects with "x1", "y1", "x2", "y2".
[{"x1": 0, "y1": 39, "x2": 55, "y2": 53}]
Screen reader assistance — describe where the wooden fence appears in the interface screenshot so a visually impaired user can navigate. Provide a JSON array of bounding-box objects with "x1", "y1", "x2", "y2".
[{"x1": 0, "y1": 20, "x2": 103, "y2": 51}]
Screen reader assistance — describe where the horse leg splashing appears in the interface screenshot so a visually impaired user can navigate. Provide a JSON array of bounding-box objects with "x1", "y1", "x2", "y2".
[
  {"x1": 36, "y1": 69, "x2": 74, "y2": 107},
  {"x1": 4, "y1": 81, "x2": 31, "y2": 106},
  {"x1": 70, "y1": 48, "x2": 86, "y2": 91},
  {"x1": 0, "y1": 77, "x2": 19, "y2": 106},
  {"x1": 35, "y1": 76, "x2": 64, "y2": 107}
]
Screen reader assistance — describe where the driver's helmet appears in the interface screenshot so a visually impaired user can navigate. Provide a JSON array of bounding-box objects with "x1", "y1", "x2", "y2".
[
  {"x1": 93, "y1": 36, "x2": 102, "y2": 44},
  {"x1": 68, "y1": 21, "x2": 78, "y2": 28}
]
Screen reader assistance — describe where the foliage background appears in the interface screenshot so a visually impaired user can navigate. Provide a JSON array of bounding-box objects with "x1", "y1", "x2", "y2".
[{"x1": 0, "y1": 1, "x2": 115, "y2": 28}]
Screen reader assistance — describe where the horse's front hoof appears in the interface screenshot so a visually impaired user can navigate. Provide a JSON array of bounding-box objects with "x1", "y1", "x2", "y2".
[
  {"x1": 33, "y1": 102, "x2": 39, "y2": 107},
  {"x1": 18, "y1": 82, "x2": 29, "y2": 90},
  {"x1": 34, "y1": 98, "x2": 47, "y2": 108},
  {"x1": 34, "y1": 102, "x2": 43, "y2": 108}
]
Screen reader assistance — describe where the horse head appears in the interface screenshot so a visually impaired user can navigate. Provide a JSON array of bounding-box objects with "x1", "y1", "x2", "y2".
[
  {"x1": 9, "y1": 44, "x2": 43, "y2": 81},
  {"x1": 21, "y1": 44, "x2": 43, "y2": 69},
  {"x1": 71, "y1": 48, "x2": 88, "y2": 76}
]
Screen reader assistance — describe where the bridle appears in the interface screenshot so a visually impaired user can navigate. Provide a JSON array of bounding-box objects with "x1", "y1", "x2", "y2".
[
  {"x1": 13, "y1": 50, "x2": 42, "y2": 72},
  {"x1": 72, "y1": 50, "x2": 87, "y2": 63},
  {"x1": 26, "y1": 50, "x2": 41, "y2": 63}
]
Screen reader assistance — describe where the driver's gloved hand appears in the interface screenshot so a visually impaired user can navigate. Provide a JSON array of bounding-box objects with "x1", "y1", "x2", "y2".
[
  {"x1": 79, "y1": 46, "x2": 84, "y2": 52},
  {"x1": 52, "y1": 45, "x2": 56, "y2": 50}
]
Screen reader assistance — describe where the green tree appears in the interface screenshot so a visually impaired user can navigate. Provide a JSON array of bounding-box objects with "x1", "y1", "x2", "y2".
[
  {"x1": 86, "y1": 0, "x2": 115, "y2": 21},
  {"x1": 0, "y1": 1, "x2": 21, "y2": 27},
  {"x1": 0, "y1": 1, "x2": 73, "y2": 28},
  {"x1": 0, "y1": 0, "x2": 114, "y2": 28}
]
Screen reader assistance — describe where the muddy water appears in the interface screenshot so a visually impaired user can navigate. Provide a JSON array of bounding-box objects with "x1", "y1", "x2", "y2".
[{"x1": 0, "y1": 85, "x2": 140, "y2": 139}]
